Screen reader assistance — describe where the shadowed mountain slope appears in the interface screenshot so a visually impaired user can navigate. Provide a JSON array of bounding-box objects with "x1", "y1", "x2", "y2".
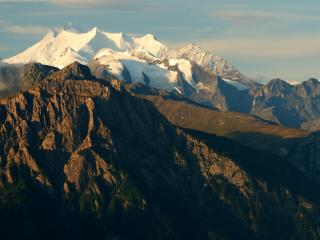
[
  {"x1": 0, "y1": 63, "x2": 320, "y2": 239},
  {"x1": 127, "y1": 84, "x2": 320, "y2": 187},
  {"x1": 126, "y1": 83, "x2": 309, "y2": 150}
]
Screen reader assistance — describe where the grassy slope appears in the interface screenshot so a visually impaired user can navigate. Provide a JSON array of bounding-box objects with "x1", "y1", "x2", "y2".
[{"x1": 143, "y1": 95, "x2": 310, "y2": 151}]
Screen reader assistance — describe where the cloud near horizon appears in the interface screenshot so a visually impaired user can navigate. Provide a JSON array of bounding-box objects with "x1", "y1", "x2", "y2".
[
  {"x1": 196, "y1": 35, "x2": 320, "y2": 59},
  {"x1": 211, "y1": 10, "x2": 320, "y2": 25},
  {"x1": 212, "y1": 11, "x2": 279, "y2": 25},
  {"x1": 0, "y1": 0, "x2": 145, "y2": 8},
  {"x1": 0, "y1": 21, "x2": 51, "y2": 35}
]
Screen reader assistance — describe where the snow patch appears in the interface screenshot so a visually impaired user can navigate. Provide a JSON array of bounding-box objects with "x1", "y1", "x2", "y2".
[
  {"x1": 95, "y1": 48, "x2": 179, "y2": 91},
  {"x1": 169, "y1": 59, "x2": 194, "y2": 86}
]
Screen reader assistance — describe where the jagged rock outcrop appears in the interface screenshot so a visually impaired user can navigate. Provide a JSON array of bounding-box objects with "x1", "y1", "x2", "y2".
[
  {"x1": 1, "y1": 63, "x2": 320, "y2": 240},
  {"x1": 22, "y1": 63, "x2": 58, "y2": 87},
  {"x1": 169, "y1": 43, "x2": 250, "y2": 84},
  {"x1": 186, "y1": 76, "x2": 320, "y2": 130},
  {"x1": 49, "y1": 61, "x2": 93, "y2": 80},
  {"x1": 249, "y1": 78, "x2": 320, "y2": 128},
  {"x1": 0, "y1": 62, "x2": 58, "y2": 98}
]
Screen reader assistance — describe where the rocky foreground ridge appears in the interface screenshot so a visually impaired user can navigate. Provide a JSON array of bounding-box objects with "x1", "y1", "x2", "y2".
[{"x1": 0, "y1": 63, "x2": 320, "y2": 240}]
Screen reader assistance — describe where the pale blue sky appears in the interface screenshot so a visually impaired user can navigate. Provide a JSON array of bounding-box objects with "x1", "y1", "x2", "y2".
[{"x1": 0, "y1": 0, "x2": 319, "y2": 82}]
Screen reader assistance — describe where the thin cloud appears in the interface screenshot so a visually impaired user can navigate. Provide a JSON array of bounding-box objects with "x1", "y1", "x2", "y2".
[
  {"x1": 54, "y1": 0, "x2": 123, "y2": 5},
  {"x1": 211, "y1": 10, "x2": 320, "y2": 25},
  {"x1": 0, "y1": 0, "x2": 112, "y2": 2},
  {"x1": 212, "y1": 11, "x2": 278, "y2": 25},
  {"x1": 0, "y1": 0, "x2": 145, "y2": 8},
  {"x1": 197, "y1": 35, "x2": 320, "y2": 59},
  {"x1": 193, "y1": 36, "x2": 320, "y2": 82},
  {"x1": 0, "y1": 21, "x2": 51, "y2": 35},
  {"x1": 6, "y1": 25, "x2": 51, "y2": 35}
]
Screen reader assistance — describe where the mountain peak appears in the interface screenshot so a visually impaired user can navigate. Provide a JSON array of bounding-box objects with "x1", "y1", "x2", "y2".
[
  {"x1": 50, "y1": 61, "x2": 94, "y2": 80},
  {"x1": 62, "y1": 21, "x2": 82, "y2": 33},
  {"x1": 180, "y1": 43, "x2": 203, "y2": 52},
  {"x1": 3, "y1": 25, "x2": 248, "y2": 88},
  {"x1": 302, "y1": 78, "x2": 319, "y2": 86},
  {"x1": 267, "y1": 78, "x2": 290, "y2": 86},
  {"x1": 187, "y1": 42, "x2": 201, "y2": 48},
  {"x1": 91, "y1": 26, "x2": 98, "y2": 32},
  {"x1": 44, "y1": 29, "x2": 58, "y2": 39},
  {"x1": 63, "y1": 21, "x2": 73, "y2": 31},
  {"x1": 142, "y1": 33, "x2": 156, "y2": 40},
  {"x1": 265, "y1": 78, "x2": 292, "y2": 93}
]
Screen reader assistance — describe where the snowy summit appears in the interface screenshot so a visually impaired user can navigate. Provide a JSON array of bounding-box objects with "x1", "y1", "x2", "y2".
[{"x1": 3, "y1": 25, "x2": 248, "y2": 92}]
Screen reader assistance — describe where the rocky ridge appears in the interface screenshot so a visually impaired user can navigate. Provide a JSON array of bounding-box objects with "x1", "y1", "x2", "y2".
[{"x1": 0, "y1": 63, "x2": 320, "y2": 239}]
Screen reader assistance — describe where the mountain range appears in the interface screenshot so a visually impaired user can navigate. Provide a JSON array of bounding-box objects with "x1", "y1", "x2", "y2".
[
  {"x1": 3, "y1": 26, "x2": 247, "y2": 86},
  {"x1": 0, "y1": 62, "x2": 320, "y2": 240},
  {"x1": 1, "y1": 26, "x2": 320, "y2": 239},
  {"x1": 3, "y1": 26, "x2": 320, "y2": 131}
]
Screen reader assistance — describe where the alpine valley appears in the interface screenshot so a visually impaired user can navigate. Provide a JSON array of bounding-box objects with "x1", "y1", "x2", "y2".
[{"x1": 1, "y1": 26, "x2": 320, "y2": 240}]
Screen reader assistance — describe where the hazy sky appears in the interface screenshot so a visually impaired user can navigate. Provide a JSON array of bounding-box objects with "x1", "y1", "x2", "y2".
[{"x1": 0, "y1": 0, "x2": 319, "y2": 82}]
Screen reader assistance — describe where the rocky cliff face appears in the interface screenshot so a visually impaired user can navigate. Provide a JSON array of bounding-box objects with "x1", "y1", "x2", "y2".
[
  {"x1": 1, "y1": 63, "x2": 320, "y2": 240},
  {"x1": 249, "y1": 78, "x2": 320, "y2": 128},
  {"x1": 188, "y1": 76, "x2": 320, "y2": 130},
  {"x1": 169, "y1": 43, "x2": 247, "y2": 83},
  {"x1": 0, "y1": 63, "x2": 58, "y2": 98},
  {"x1": 130, "y1": 84, "x2": 320, "y2": 188}
]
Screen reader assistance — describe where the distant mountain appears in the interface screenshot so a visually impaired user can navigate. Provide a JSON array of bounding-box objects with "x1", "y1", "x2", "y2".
[
  {"x1": 3, "y1": 26, "x2": 255, "y2": 93},
  {"x1": 249, "y1": 78, "x2": 320, "y2": 128},
  {"x1": 4, "y1": 27, "x2": 170, "y2": 68},
  {"x1": 1, "y1": 62, "x2": 320, "y2": 240},
  {"x1": 168, "y1": 43, "x2": 249, "y2": 84}
]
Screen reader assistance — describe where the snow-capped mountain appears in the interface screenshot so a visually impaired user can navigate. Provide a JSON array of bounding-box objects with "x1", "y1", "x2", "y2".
[
  {"x1": 91, "y1": 48, "x2": 180, "y2": 92},
  {"x1": 3, "y1": 26, "x2": 253, "y2": 94},
  {"x1": 169, "y1": 43, "x2": 245, "y2": 82},
  {"x1": 4, "y1": 27, "x2": 169, "y2": 68}
]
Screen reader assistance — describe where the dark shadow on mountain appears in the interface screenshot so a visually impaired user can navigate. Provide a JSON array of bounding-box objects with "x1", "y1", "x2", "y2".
[
  {"x1": 184, "y1": 128, "x2": 320, "y2": 204},
  {"x1": 125, "y1": 81, "x2": 219, "y2": 111},
  {"x1": 273, "y1": 106, "x2": 303, "y2": 128},
  {"x1": 217, "y1": 77, "x2": 253, "y2": 113},
  {"x1": 228, "y1": 131, "x2": 306, "y2": 151}
]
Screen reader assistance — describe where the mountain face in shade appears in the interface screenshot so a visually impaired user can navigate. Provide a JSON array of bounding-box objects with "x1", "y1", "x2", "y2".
[
  {"x1": 21, "y1": 63, "x2": 59, "y2": 87},
  {"x1": 1, "y1": 63, "x2": 320, "y2": 240},
  {"x1": 127, "y1": 83, "x2": 320, "y2": 185},
  {"x1": 0, "y1": 62, "x2": 58, "y2": 98},
  {"x1": 249, "y1": 78, "x2": 320, "y2": 128},
  {"x1": 187, "y1": 76, "x2": 320, "y2": 130}
]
